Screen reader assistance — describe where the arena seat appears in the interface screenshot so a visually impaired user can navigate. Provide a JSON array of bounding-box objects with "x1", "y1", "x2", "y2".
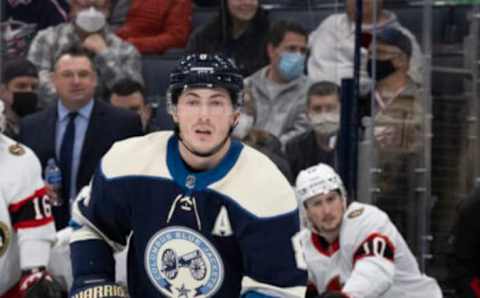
[
  {"x1": 192, "y1": 7, "x2": 217, "y2": 29},
  {"x1": 142, "y1": 55, "x2": 180, "y2": 98},
  {"x1": 268, "y1": 8, "x2": 334, "y2": 31}
]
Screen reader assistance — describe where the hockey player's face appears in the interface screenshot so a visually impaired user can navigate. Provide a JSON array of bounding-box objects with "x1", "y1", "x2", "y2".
[
  {"x1": 305, "y1": 191, "x2": 344, "y2": 235},
  {"x1": 174, "y1": 87, "x2": 239, "y2": 155}
]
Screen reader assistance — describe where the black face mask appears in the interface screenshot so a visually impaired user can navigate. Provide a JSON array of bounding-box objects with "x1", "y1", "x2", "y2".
[
  {"x1": 367, "y1": 59, "x2": 397, "y2": 81},
  {"x1": 12, "y1": 92, "x2": 39, "y2": 117}
]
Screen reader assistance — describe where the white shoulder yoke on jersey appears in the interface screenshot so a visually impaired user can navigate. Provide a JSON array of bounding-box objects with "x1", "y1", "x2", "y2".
[{"x1": 98, "y1": 131, "x2": 298, "y2": 219}]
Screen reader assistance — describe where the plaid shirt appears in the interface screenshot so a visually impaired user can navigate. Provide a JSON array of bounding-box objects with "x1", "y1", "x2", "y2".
[{"x1": 27, "y1": 23, "x2": 143, "y2": 103}]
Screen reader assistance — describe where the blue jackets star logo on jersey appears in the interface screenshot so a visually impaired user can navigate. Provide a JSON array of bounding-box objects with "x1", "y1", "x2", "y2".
[{"x1": 145, "y1": 226, "x2": 224, "y2": 298}]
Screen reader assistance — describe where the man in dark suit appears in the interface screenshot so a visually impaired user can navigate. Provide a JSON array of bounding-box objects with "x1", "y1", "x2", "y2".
[{"x1": 20, "y1": 45, "x2": 143, "y2": 230}]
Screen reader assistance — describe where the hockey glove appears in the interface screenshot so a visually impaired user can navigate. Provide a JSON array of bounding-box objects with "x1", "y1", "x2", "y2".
[
  {"x1": 19, "y1": 267, "x2": 63, "y2": 298},
  {"x1": 69, "y1": 282, "x2": 127, "y2": 298}
]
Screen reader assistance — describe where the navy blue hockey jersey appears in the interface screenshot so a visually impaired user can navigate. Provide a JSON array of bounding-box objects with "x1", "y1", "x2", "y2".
[{"x1": 70, "y1": 132, "x2": 307, "y2": 297}]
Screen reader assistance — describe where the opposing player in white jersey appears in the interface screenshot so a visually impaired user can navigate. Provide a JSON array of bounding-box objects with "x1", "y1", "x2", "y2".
[
  {"x1": 295, "y1": 163, "x2": 442, "y2": 298},
  {"x1": 0, "y1": 101, "x2": 61, "y2": 298}
]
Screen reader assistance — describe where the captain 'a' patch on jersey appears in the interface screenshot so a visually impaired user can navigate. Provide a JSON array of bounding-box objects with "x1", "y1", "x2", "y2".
[
  {"x1": 211, "y1": 206, "x2": 233, "y2": 237},
  {"x1": 145, "y1": 226, "x2": 224, "y2": 298}
]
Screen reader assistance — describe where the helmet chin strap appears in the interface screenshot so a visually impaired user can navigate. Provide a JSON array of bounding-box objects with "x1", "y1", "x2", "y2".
[{"x1": 176, "y1": 125, "x2": 235, "y2": 159}]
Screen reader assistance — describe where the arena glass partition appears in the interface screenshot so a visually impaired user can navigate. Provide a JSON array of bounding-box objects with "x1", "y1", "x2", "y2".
[
  {"x1": 275, "y1": 0, "x2": 433, "y2": 269},
  {"x1": 427, "y1": 1, "x2": 480, "y2": 294},
  {"x1": 284, "y1": 0, "x2": 433, "y2": 267},
  {"x1": 352, "y1": 1, "x2": 480, "y2": 296},
  {"x1": 363, "y1": 0, "x2": 434, "y2": 273}
]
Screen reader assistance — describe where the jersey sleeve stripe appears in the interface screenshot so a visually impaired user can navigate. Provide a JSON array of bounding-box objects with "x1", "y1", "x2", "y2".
[
  {"x1": 353, "y1": 233, "x2": 395, "y2": 265},
  {"x1": 13, "y1": 217, "x2": 54, "y2": 229},
  {"x1": 8, "y1": 187, "x2": 47, "y2": 212},
  {"x1": 8, "y1": 187, "x2": 54, "y2": 230}
]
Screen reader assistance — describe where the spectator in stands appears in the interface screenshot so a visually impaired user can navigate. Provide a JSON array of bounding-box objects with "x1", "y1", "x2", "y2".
[
  {"x1": 116, "y1": 0, "x2": 192, "y2": 55},
  {"x1": 245, "y1": 20, "x2": 310, "y2": 148},
  {"x1": 232, "y1": 88, "x2": 293, "y2": 182},
  {"x1": 20, "y1": 45, "x2": 143, "y2": 230},
  {"x1": 108, "y1": 0, "x2": 131, "y2": 31},
  {"x1": 109, "y1": 78, "x2": 152, "y2": 132},
  {"x1": 285, "y1": 81, "x2": 340, "y2": 181},
  {"x1": 366, "y1": 27, "x2": 422, "y2": 152},
  {"x1": 449, "y1": 186, "x2": 480, "y2": 298},
  {"x1": 187, "y1": 0, "x2": 270, "y2": 77},
  {"x1": 307, "y1": 0, "x2": 423, "y2": 92},
  {"x1": 0, "y1": 59, "x2": 40, "y2": 139},
  {"x1": 359, "y1": 27, "x2": 423, "y2": 245},
  {"x1": 27, "y1": 0, "x2": 143, "y2": 104},
  {"x1": 1, "y1": 0, "x2": 68, "y2": 59}
]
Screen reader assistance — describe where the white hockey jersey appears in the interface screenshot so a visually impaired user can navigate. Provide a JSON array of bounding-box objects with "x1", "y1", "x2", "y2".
[
  {"x1": 299, "y1": 202, "x2": 442, "y2": 298},
  {"x1": 0, "y1": 134, "x2": 56, "y2": 295}
]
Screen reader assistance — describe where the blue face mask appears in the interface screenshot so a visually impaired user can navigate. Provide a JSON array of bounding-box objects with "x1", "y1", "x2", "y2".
[{"x1": 278, "y1": 52, "x2": 305, "y2": 81}]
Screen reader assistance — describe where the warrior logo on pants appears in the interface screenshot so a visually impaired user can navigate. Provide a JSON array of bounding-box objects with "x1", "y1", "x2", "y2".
[{"x1": 145, "y1": 226, "x2": 224, "y2": 298}]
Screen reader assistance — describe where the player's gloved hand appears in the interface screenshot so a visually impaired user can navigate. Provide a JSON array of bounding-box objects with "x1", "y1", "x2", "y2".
[
  {"x1": 19, "y1": 267, "x2": 63, "y2": 298},
  {"x1": 69, "y1": 282, "x2": 127, "y2": 298},
  {"x1": 318, "y1": 291, "x2": 350, "y2": 298},
  {"x1": 54, "y1": 227, "x2": 73, "y2": 247}
]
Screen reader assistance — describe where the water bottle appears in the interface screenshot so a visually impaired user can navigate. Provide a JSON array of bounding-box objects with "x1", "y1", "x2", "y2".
[{"x1": 44, "y1": 158, "x2": 63, "y2": 206}]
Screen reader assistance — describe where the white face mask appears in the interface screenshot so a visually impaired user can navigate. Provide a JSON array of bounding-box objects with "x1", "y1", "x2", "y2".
[
  {"x1": 0, "y1": 101, "x2": 6, "y2": 134},
  {"x1": 75, "y1": 7, "x2": 106, "y2": 33},
  {"x1": 310, "y1": 112, "x2": 340, "y2": 136},
  {"x1": 233, "y1": 114, "x2": 254, "y2": 140}
]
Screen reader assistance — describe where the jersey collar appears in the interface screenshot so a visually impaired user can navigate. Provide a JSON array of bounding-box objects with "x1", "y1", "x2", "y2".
[{"x1": 166, "y1": 134, "x2": 243, "y2": 191}]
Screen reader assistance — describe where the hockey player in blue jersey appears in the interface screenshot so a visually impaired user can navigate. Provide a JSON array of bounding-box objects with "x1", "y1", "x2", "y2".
[{"x1": 68, "y1": 53, "x2": 307, "y2": 298}]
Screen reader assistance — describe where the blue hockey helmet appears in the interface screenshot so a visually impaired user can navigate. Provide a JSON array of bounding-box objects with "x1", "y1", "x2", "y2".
[{"x1": 167, "y1": 53, "x2": 244, "y2": 110}]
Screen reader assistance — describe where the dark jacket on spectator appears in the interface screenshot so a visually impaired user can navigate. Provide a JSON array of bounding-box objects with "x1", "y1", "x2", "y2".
[
  {"x1": 448, "y1": 186, "x2": 480, "y2": 298},
  {"x1": 19, "y1": 100, "x2": 143, "y2": 229},
  {"x1": 186, "y1": 1, "x2": 269, "y2": 77},
  {"x1": 285, "y1": 129, "x2": 336, "y2": 181}
]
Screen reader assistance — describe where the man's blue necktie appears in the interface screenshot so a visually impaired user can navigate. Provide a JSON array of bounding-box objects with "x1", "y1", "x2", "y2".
[{"x1": 59, "y1": 112, "x2": 77, "y2": 203}]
